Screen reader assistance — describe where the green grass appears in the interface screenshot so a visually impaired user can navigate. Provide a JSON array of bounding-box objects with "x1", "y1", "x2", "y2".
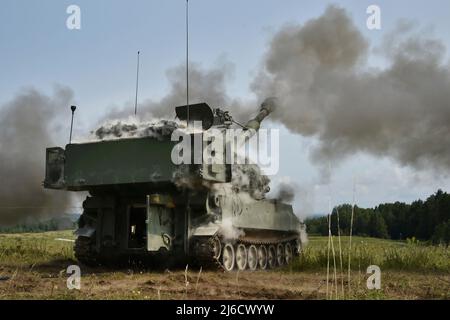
[
  {"x1": 0, "y1": 230, "x2": 76, "y2": 266},
  {"x1": 292, "y1": 236, "x2": 450, "y2": 273},
  {"x1": 1, "y1": 231, "x2": 448, "y2": 273}
]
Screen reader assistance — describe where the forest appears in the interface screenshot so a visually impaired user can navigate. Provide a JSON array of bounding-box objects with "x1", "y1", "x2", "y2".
[
  {"x1": 306, "y1": 190, "x2": 450, "y2": 245},
  {"x1": 0, "y1": 216, "x2": 76, "y2": 234}
]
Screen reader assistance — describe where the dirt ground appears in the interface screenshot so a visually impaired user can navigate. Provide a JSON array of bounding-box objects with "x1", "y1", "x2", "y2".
[
  {"x1": 0, "y1": 232, "x2": 448, "y2": 299},
  {"x1": 0, "y1": 261, "x2": 449, "y2": 300}
]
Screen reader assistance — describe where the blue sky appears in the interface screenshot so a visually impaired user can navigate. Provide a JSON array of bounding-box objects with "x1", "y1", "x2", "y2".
[{"x1": 1, "y1": 0, "x2": 450, "y2": 216}]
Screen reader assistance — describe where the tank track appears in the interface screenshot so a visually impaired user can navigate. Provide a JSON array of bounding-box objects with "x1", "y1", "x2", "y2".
[
  {"x1": 74, "y1": 236, "x2": 99, "y2": 266},
  {"x1": 192, "y1": 235, "x2": 300, "y2": 271}
]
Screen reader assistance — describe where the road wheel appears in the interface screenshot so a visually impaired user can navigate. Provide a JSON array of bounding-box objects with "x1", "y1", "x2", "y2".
[
  {"x1": 211, "y1": 237, "x2": 222, "y2": 260},
  {"x1": 247, "y1": 245, "x2": 258, "y2": 271},
  {"x1": 222, "y1": 243, "x2": 235, "y2": 271},
  {"x1": 236, "y1": 244, "x2": 248, "y2": 271},
  {"x1": 285, "y1": 243, "x2": 293, "y2": 265},
  {"x1": 258, "y1": 245, "x2": 268, "y2": 270},
  {"x1": 277, "y1": 243, "x2": 285, "y2": 266},
  {"x1": 268, "y1": 245, "x2": 277, "y2": 269}
]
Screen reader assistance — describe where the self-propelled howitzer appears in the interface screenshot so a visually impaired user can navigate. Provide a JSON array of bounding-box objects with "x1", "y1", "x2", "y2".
[{"x1": 44, "y1": 99, "x2": 304, "y2": 270}]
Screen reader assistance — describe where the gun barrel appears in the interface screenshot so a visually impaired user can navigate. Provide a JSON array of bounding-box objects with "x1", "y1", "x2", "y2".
[{"x1": 244, "y1": 97, "x2": 277, "y2": 131}]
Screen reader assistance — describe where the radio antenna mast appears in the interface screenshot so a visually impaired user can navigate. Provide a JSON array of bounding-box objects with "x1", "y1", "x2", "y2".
[
  {"x1": 69, "y1": 105, "x2": 76, "y2": 144},
  {"x1": 134, "y1": 51, "x2": 141, "y2": 115},
  {"x1": 186, "y1": 0, "x2": 190, "y2": 127}
]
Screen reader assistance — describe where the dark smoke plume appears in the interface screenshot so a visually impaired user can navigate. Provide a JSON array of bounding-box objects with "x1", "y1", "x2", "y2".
[
  {"x1": 275, "y1": 181, "x2": 297, "y2": 203},
  {"x1": 252, "y1": 5, "x2": 450, "y2": 172},
  {"x1": 0, "y1": 87, "x2": 75, "y2": 226},
  {"x1": 104, "y1": 62, "x2": 253, "y2": 123}
]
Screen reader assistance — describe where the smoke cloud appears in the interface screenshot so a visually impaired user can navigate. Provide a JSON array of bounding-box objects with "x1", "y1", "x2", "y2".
[
  {"x1": 93, "y1": 118, "x2": 180, "y2": 141},
  {"x1": 252, "y1": 5, "x2": 450, "y2": 172},
  {"x1": 0, "y1": 87, "x2": 75, "y2": 226},
  {"x1": 275, "y1": 181, "x2": 297, "y2": 203},
  {"x1": 269, "y1": 176, "x2": 315, "y2": 220},
  {"x1": 104, "y1": 62, "x2": 253, "y2": 123}
]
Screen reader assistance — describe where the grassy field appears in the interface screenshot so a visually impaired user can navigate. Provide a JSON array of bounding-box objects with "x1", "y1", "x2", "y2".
[
  {"x1": 0, "y1": 231, "x2": 449, "y2": 300},
  {"x1": 295, "y1": 236, "x2": 450, "y2": 273}
]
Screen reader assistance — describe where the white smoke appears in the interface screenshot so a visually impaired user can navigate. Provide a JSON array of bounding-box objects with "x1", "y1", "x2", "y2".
[
  {"x1": 219, "y1": 217, "x2": 245, "y2": 240},
  {"x1": 87, "y1": 118, "x2": 181, "y2": 142},
  {"x1": 299, "y1": 224, "x2": 309, "y2": 247}
]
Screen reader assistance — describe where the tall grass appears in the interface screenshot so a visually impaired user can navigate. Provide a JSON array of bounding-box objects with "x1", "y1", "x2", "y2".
[
  {"x1": 292, "y1": 236, "x2": 450, "y2": 273},
  {"x1": 0, "y1": 231, "x2": 75, "y2": 266}
]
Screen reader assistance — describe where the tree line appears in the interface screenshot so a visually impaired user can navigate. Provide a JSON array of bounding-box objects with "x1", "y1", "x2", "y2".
[
  {"x1": 0, "y1": 216, "x2": 76, "y2": 234},
  {"x1": 305, "y1": 190, "x2": 450, "y2": 245}
]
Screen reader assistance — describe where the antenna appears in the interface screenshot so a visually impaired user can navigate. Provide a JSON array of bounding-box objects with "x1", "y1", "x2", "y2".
[
  {"x1": 69, "y1": 105, "x2": 76, "y2": 144},
  {"x1": 186, "y1": 0, "x2": 190, "y2": 127},
  {"x1": 134, "y1": 51, "x2": 141, "y2": 115}
]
